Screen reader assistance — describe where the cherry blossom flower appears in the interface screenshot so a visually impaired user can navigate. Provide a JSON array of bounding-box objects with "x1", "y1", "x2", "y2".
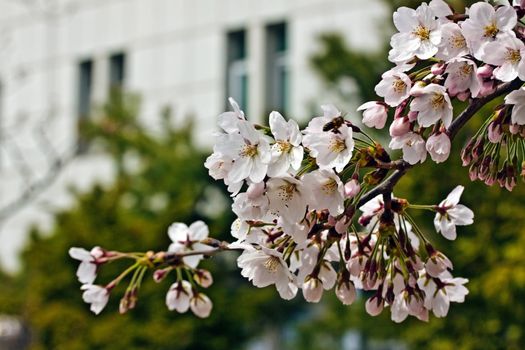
[
  {"x1": 410, "y1": 84, "x2": 453, "y2": 128},
  {"x1": 302, "y1": 169, "x2": 345, "y2": 215},
  {"x1": 81, "y1": 284, "x2": 110, "y2": 315},
  {"x1": 389, "y1": 3, "x2": 442, "y2": 63},
  {"x1": 266, "y1": 176, "x2": 309, "y2": 223},
  {"x1": 69, "y1": 247, "x2": 104, "y2": 284},
  {"x1": 389, "y1": 132, "x2": 427, "y2": 165},
  {"x1": 304, "y1": 126, "x2": 354, "y2": 173},
  {"x1": 237, "y1": 247, "x2": 298, "y2": 300},
  {"x1": 418, "y1": 271, "x2": 469, "y2": 318},
  {"x1": 268, "y1": 111, "x2": 303, "y2": 177},
  {"x1": 504, "y1": 87, "x2": 525, "y2": 125},
  {"x1": 444, "y1": 59, "x2": 481, "y2": 98},
  {"x1": 168, "y1": 221, "x2": 214, "y2": 268},
  {"x1": 357, "y1": 102, "x2": 388, "y2": 129},
  {"x1": 461, "y1": 2, "x2": 517, "y2": 59},
  {"x1": 434, "y1": 186, "x2": 474, "y2": 240},
  {"x1": 391, "y1": 289, "x2": 427, "y2": 323},
  {"x1": 217, "y1": 97, "x2": 246, "y2": 133},
  {"x1": 215, "y1": 120, "x2": 271, "y2": 183},
  {"x1": 374, "y1": 69, "x2": 412, "y2": 107},
  {"x1": 166, "y1": 280, "x2": 193, "y2": 313},
  {"x1": 190, "y1": 293, "x2": 213, "y2": 318},
  {"x1": 426, "y1": 132, "x2": 451, "y2": 163},
  {"x1": 425, "y1": 250, "x2": 453, "y2": 278},
  {"x1": 436, "y1": 23, "x2": 469, "y2": 61},
  {"x1": 232, "y1": 182, "x2": 269, "y2": 221},
  {"x1": 481, "y1": 36, "x2": 525, "y2": 82}
]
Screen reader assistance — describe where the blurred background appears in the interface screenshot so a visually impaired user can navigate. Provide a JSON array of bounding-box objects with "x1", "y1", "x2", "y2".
[{"x1": 0, "y1": 0, "x2": 523, "y2": 349}]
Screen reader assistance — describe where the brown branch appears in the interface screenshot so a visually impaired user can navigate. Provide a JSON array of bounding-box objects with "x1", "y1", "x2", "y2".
[{"x1": 356, "y1": 79, "x2": 522, "y2": 209}]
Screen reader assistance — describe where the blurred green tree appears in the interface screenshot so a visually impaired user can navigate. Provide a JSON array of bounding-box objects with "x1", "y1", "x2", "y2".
[{"x1": 0, "y1": 90, "x2": 304, "y2": 350}]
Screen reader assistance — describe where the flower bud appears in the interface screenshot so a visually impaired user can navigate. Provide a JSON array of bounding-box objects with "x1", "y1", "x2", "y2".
[
  {"x1": 302, "y1": 277, "x2": 324, "y2": 303},
  {"x1": 431, "y1": 62, "x2": 446, "y2": 75},
  {"x1": 190, "y1": 293, "x2": 213, "y2": 318},
  {"x1": 357, "y1": 101, "x2": 388, "y2": 129},
  {"x1": 487, "y1": 122, "x2": 503, "y2": 143},
  {"x1": 365, "y1": 295, "x2": 384, "y2": 316},
  {"x1": 344, "y1": 179, "x2": 360, "y2": 198},
  {"x1": 336, "y1": 281, "x2": 356, "y2": 305},
  {"x1": 479, "y1": 80, "x2": 496, "y2": 96},
  {"x1": 194, "y1": 269, "x2": 213, "y2": 288},
  {"x1": 153, "y1": 268, "x2": 171, "y2": 283},
  {"x1": 476, "y1": 65, "x2": 493, "y2": 79},
  {"x1": 389, "y1": 117, "x2": 410, "y2": 137}
]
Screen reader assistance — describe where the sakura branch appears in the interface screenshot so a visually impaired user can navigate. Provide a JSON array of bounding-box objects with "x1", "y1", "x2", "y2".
[{"x1": 71, "y1": 0, "x2": 525, "y2": 323}]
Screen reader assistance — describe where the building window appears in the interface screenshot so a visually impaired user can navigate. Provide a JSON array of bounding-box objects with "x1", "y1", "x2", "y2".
[
  {"x1": 109, "y1": 52, "x2": 126, "y2": 89},
  {"x1": 226, "y1": 29, "x2": 248, "y2": 110},
  {"x1": 77, "y1": 59, "x2": 93, "y2": 153},
  {"x1": 265, "y1": 22, "x2": 288, "y2": 114}
]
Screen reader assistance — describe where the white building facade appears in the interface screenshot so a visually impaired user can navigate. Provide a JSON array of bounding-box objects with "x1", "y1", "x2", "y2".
[{"x1": 0, "y1": 0, "x2": 388, "y2": 271}]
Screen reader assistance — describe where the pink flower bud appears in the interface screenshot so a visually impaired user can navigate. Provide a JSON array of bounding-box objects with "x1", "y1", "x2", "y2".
[
  {"x1": 344, "y1": 179, "x2": 360, "y2": 198},
  {"x1": 335, "y1": 216, "x2": 351, "y2": 234},
  {"x1": 153, "y1": 268, "x2": 170, "y2": 283},
  {"x1": 365, "y1": 295, "x2": 384, "y2": 316},
  {"x1": 194, "y1": 269, "x2": 213, "y2": 288},
  {"x1": 431, "y1": 62, "x2": 446, "y2": 75},
  {"x1": 336, "y1": 281, "x2": 356, "y2": 305},
  {"x1": 389, "y1": 117, "x2": 410, "y2": 137},
  {"x1": 407, "y1": 110, "x2": 418, "y2": 122},
  {"x1": 303, "y1": 277, "x2": 324, "y2": 303},
  {"x1": 357, "y1": 101, "x2": 388, "y2": 129},
  {"x1": 479, "y1": 81, "x2": 496, "y2": 97},
  {"x1": 476, "y1": 65, "x2": 493, "y2": 79},
  {"x1": 510, "y1": 123, "x2": 520, "y2": 134},
  {"x1": 426, "y1": 132, "x2": 451, "y2": 163},
  {"x1": 488, "y1": 122, "x2": 503, "y2": 143},
  {"x1": 190, "y1": 293, "x2": 213, "y2": 318}
]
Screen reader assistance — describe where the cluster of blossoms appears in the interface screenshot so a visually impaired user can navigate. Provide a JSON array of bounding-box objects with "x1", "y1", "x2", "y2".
[
  {"x1": 69, "y1": 0, "x2": 525, "y2": 323},
  {"x1": 359, "y1": 0, "x2": 525, "y2": 190},
  {"x1": 69, "y1": 221, "x2": 215, "y2": 317}
]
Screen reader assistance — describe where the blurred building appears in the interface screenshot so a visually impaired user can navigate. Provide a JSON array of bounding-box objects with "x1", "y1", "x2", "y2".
[{"x1": 0, "y1": 0, "x2": 388, "y2": 271}]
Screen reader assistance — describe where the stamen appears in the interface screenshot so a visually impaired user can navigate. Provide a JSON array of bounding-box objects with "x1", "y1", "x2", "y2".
[{"x1": 263, "y1": 256, "x2": 281, "y2": 273}]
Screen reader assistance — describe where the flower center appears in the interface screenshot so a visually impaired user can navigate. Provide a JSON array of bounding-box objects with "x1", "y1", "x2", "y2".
[
  {"x1": 278, "y1": 182, "x2": 297, "y2": 202},
  {"x1": 413, "y1": 25, "x2": 430, "y2": 40},
  {"x1": 505, "y1": 48, "x2": 521, "y2": 64},
  {"x1": 263, "y1": 256, "x2": 281, "y2": 273},
  {"x1": 431, "y1": 94, "x2": 445, "y2": 110},
  {"x1": 240, "y1": 144, "x2": 258, "y2": 158},
  {"x1": 329, "y1": 137, "x2": 347, "y2": 153},
  {"x1": 322, "y1": 178, "x2": 338, "y2": 195},
  {"x1": 483, "y1": 22, "x2": 499, "y2": 38},
  {"x1": 449, "y1": 34, "x2": 466, "y2": 49},
  {"x1": 459, "y1": 63, "x2": 473, "y2": 77},
  {"x1": 392, "y1": 78, "x2": 406, "y2": 93},
  {"x1": 276, "y1": 140, "x2": 292, "y2": 154}
]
